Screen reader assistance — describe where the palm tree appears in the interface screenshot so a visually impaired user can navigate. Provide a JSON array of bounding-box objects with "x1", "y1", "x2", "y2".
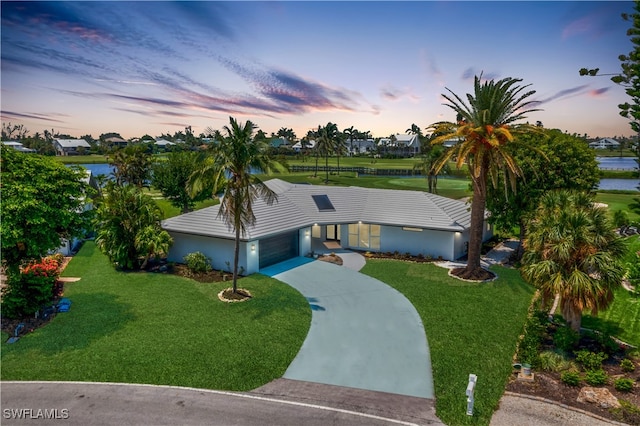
[
  {"x1": 343, "y1": 126, "x2": 358, "y2": 156},
  {"x1": 521, "y1": 190, "x2": 625, "y2": 332},
  {"x1": 315, "y1": 123, "x2": 338, "y2": 183},
  {"x1": 428, "y1": 74, "x2": 540, "y2": 280},
  {"x1": 188, "y1": 117, "x2": 285, "y2": 294}
]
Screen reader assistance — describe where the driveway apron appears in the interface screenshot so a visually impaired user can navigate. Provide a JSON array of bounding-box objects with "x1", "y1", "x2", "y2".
[{"x1": 267, "y1": 260, "x2": 434, "y2": 399}]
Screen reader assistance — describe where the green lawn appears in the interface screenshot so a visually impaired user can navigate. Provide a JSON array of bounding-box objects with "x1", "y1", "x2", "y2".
[
  {"x1": 582, "y1": 236, "x2": 640, "y2": 347},
  {"x1": 595, "y1": 191, "x2": 640, "y2": 222},
  {"x1": 361, "y1": 260, "x2": 535, "y2": 426},
  {"x1": 0, "y1": 242, "x2": 311, "y2": 391}
]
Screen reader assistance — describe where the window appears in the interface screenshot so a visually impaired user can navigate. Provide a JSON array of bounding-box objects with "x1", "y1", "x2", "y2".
[{"x1": 348, "y1": 223, "x2": 380, "y2": 250}]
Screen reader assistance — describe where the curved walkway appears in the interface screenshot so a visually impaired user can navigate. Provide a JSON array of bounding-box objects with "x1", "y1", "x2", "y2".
[{"x1": 265, "y1": 257, "x2": 434, "y2": 399}]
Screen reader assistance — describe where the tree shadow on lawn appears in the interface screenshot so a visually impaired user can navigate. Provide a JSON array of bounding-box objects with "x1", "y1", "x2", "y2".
[{"x1": 2, "y1": 292, "x2": 134, "y2": 356}]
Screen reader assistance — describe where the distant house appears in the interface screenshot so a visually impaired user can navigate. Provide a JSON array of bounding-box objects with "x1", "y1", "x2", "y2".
[
  {"x1": 292, "y1": 140, "x2": 316, "y2": 151},
  {"x1": 162, "y1": 179, "x2": 492, "y2": 275},
  {"x1": 103, "y1": 136, "x2": 128, "y2": 149},
  {"x1": 378, "y1": 134, "x2": 421, "y2": 156},
  {"x1": 270, "y1": 137, "x2": 292, "y2": 149},
  {"x1": 443, "y1": 137, "x2": 461, "y2": 148},
  {"x1": 345, "y1": 139, "x2": 376, "y2": 155},
  {"x1": 589, "y1": 138, "x2": 620, "y2": 149},
  {"x1": 155, "y1": 138, "x2": 175, "y2": 151},
  {"x1": 2, "y1": 141, "x2": 36, "y2": 153},
  {"x1": 53, "y1": 139, "x2": 91, "y2": 156}
]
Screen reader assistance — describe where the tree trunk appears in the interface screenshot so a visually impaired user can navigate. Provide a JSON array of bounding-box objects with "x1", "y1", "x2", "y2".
[
  {"x1": 232, "y1": 226, "x2": 240, "y2": 293},
  {"x1": 325, "y1": 153, "x2": 329, "y2": 183},
  {"x1": 516, "y1": 219, "x2": 527, "y2": 260},
  {"x1": 562, "y1": 301, "x2": 582, "y2": 333},
  {"x1": 456, "y1": 159, "x2": 488, "y2": 280}
]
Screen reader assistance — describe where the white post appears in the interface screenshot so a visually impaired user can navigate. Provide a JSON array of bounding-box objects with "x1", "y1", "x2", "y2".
[{"x1": 466, "y1": 374, "x2": 477, "y2": 416}]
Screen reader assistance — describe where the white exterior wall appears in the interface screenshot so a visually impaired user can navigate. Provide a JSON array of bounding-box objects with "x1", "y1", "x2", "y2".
[
  {"x1": 379, "y1": 225, "x2": 455, "y2": 260},
  {"x1": 167, "y1": 232, "x2": 251, "y2": 274},
  {"x1": 299, "y1": 227, "x2": 312, "y2": 256}
]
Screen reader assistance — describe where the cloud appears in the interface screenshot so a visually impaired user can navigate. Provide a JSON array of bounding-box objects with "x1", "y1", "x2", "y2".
[
  {"x1": 379, "y1": 85, "x2": 420, "y2": 102},
  {"x1": 461, "y1": 68, "x2": 500, "y2": 82},
  {"x1": 589, "y1": 87, "x2": 610, "y2": 98},
  {"x1": 535, "y1": 85, "x2": 589, "y2": 104},
  {"x1": 1, "y1": 110, "x2": 66, "y2": 123}
]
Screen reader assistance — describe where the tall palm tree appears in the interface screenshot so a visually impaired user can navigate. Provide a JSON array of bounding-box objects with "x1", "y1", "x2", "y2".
[
  {"x1": 188, "y1": 117, "x2": 285, "y2": 293},
  {"x1": 343, "y1": 126, "x2": 358, "y2": 156},
  {"x1": 315, "y1": 123, "x2": 337, "y2": 183},
  {"x1": 521, "y1": 190, "x2": 625, "y2": 332},
  {"x1": 428, "y1": 74, "x2": 540, "y2": 280}
]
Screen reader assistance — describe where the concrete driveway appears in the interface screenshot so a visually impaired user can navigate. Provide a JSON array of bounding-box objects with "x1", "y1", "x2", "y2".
[{"x1": 263, "y1": 259, "x2": 434, "y2": 399}]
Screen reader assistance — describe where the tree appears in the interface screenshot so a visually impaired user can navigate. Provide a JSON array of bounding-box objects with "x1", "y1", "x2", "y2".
[
  {"x1": 521, "y1": 190, "x2": 626, "y2": 332},
  {"x1": 152, "y1": 151, "x2": 212, "y2": 213},
  {"x1": 109, "y1": 144, "x2": 152, "y2": 188},
  {"x1": 413, "y1": 144, "x2": 447, "y2": 193},
  {"x1": 94, "y1": 182, "x2": 171, "y2": 270},
  {"x1": 188, "y1": 117, "x2": 286, "y2": 294},
  {"x1": 0, "y1": 146, "x2": 93, "y2": 276},
  {"x1": 486, "y1": 129, "x2": 600, "y2": 256},
  {"x1": 316, "y1": 123, "x2": 338, "y2": 183},
  {"x1": 428, "y1": 74, "x2": 540, "y2": 280},
  {"x1": 343, "y1": 126, "x2": 358, "y2": 155}
]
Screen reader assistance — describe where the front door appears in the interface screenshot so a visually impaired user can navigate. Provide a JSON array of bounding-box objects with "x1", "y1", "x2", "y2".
[{"x1": 326, "y1": 225, "x2": 340, "y2": 241}]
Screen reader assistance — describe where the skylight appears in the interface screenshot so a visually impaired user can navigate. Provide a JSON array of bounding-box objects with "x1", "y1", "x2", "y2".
[{"x1": 312, "y1": 194, "x2": 335, "y2": 212}]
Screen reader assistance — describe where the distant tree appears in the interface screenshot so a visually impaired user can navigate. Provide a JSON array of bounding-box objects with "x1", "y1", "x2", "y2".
[
  {"x1": 343, "y1": 126, "x2": 358, "y2": 155},
  {"x1": 413, "y1": 144, "x2": 448, "y2": 193},
  {"x1": 429, "y1": 74, "x2": 540, "y2": 280},
  {"x1": 316, "y1": 123, "x2": 338, "y2": 183},
  {"x1": 109, "y1": 144, "x2": 152, "y2": 188},
  {"x1": 0, "y1": 146, "x2": 92, "y2": 276},
  {"x1": 486, "y1": 129, "x2": 600, "y2": 256},
  {"x1": 94, "y1": 182, "x2": 171, "y2": 270},
  {"x1": 188, "y1": 117, "x2": 286, "y2": 294},
  {"x1": 521, "y1": 190, "x2": 625, "y2": 332},
  {"x1": 276, "y1": 127, "x2": 296, "y2": 143},
  {"x1": 152, "y1": 151, "x2": 212, "y2": 213}
]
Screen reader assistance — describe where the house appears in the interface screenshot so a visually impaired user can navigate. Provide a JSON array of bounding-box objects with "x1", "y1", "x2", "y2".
[
  {"x1": 378, "y1": 134, "x2": 421, "y2": 156},
  {"x1": 53, "y1": 139, "x2": 91, "y2": 156},
  {"x1": 292, "y1": 140, "x2": 316, "y2": 151},
  {"x1": 2, "y1": 141, "x2": 36, "y2": 153},
  {"x1": 103, "y1": 136, "x2": 128, "y2": 149},
  {"x1": 588, "y1": 138, "x2": 620, "y2": 150},
  {"x1": 155, "y1": 138, "x2": 175, "y2": 151},
  {"x1": 162, "y1": 179, "x2": 492, "y2": 275},
  {"x1": 345, "y1": 138, "x2": 376, "y2": 155}
]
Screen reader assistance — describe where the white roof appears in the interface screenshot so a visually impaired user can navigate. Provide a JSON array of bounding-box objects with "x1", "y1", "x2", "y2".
[
  {"x1": 55, "y1": 139, "x2": 91, "y2": 148},
  {"x1": 162, "y1": 179, "x2": 473, "y2": 241}
]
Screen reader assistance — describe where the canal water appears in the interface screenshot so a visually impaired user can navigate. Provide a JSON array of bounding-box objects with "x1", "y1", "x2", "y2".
[{"x1": 72, "y1": 161, "x2": 640, "y2": 192}]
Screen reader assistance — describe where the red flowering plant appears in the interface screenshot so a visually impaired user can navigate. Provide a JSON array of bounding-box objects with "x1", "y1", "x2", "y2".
[{"x1": 1, "y1": 256, "x2": 62, "y2": 319}]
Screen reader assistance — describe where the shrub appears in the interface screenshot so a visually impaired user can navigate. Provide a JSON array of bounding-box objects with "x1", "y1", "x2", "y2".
[
  {"x1": 621, "y1": 359, "x2": 636, "y2": 372},
  {"x1": 553, "y1": 326, "x2": 580, "y2": 352},
  {"x1": 1, "y1": 257, "x2": 60, "y2": 318},
  {"x1": 584, "y1": 369, "x2": 608, "y2": 386},
  {"x1": 614, "y1": 378, "x2": 635, "y2": 392},
  {"x1": 538, "y1": 351, "x2": 571, "y2": 372},
  {"x1": 575, "y1": 350, "x2": 608, "y2": 370},
  {"x1": 561, "y1": 370, "x2": 581, "y2": 386},
  {"x1": 611, "y1": 400, "x2": 640, "y2": 425},
  {"x1": 183, "y1": 252, "x2": 212, "y2": 274},
  {"x1": 518, "y1": 311, "x2": 546, "y2": 366}
]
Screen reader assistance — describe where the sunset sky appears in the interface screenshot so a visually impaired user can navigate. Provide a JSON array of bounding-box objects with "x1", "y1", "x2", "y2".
[{"x1": 1, "y1": 1, "x2": 634, "y2": 140}]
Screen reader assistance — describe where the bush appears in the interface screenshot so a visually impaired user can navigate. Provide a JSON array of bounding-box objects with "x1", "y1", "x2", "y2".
[
  {"x1": 575, "y1": 350, "x2": 608, "y2": 370},
  {"x1": 561, "y1": 370, "x2": 581, "y2": 386},
  {"x1": 553, "y1": 326, "x2": 580, "y2": 352},
  {"x1": 1, "y1": 257, "x2": 60, "y2": 319},
  {"x1": 611, "y1": 400, "x2": 640, "y2": 425},
  {"x1": 184, "y1": 252, "x2": 212, "y2": 274},
  {"x1": 518, "y1": 311, "x2": 547, "y2": 366},
  {"x1": 584, "y1": 369, "x2": 608, "y2": 386},
  {"x1": 538, "y1": 351, "x2": 571, "y2": 372},
  {"x1": 614, "y1": 378, "x2": 635, "y2": 392},
  {"x1": 621, "y1": 359, "x2": 636, "y2": 372}
]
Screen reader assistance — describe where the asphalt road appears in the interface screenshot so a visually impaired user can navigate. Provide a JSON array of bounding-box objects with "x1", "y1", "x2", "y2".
[{"x1": 1, "y1": 381, "x2": 431, "y2": 426}]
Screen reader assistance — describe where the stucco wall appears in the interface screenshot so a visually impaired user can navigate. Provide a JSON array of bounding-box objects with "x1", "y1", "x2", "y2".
[
  {"x1": 167, "y1": 232, "x2": 252, "y2": 274},
  {"x1": 378, "y1": 225, "x2": 455, "y2": 260}
]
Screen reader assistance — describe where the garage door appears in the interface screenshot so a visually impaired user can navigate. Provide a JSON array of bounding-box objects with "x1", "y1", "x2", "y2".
[{"x1": 259, "y1": 231, "x2": 299, "y2": 269}]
